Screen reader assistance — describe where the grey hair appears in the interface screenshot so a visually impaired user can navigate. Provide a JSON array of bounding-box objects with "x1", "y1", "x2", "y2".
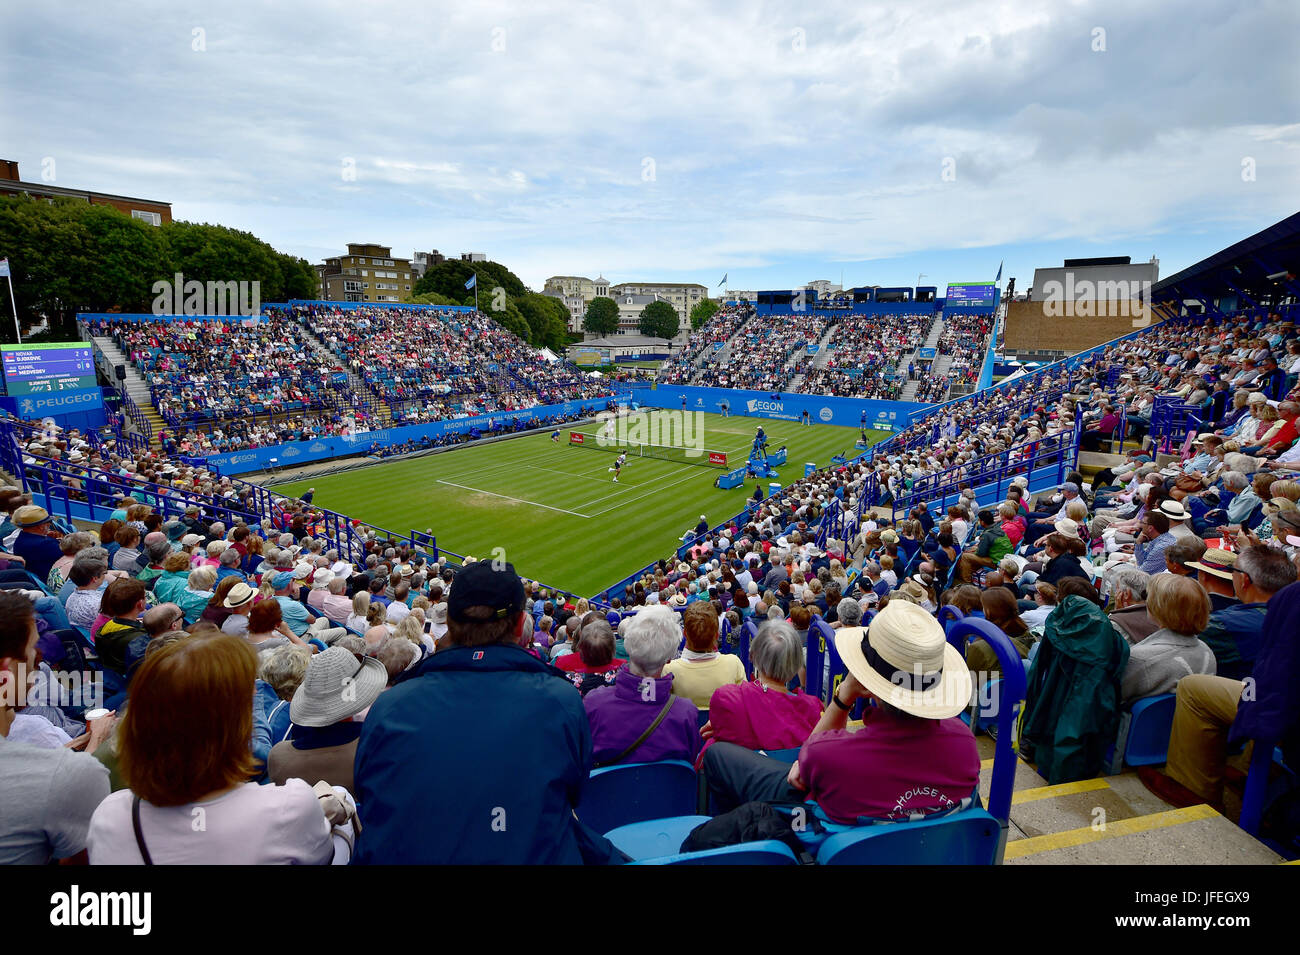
[
  {"x1": 257, "y1": 641, "x2": 313, "y2": 701},
  {"x1": 219, "y1": 548, "x2": 242, "y2": 567},
  {"x1": 1220, "y1": 471, "x2": 1247, "y2": 491},
  {"x1": 187, "y1": 565, "x2": 217, "y2": 591},
  {"x1": 328, "y1": 576, "x2": 347, "y2": 594},
  {"x1": 767, "y1": 605, "x2": 784, "y2": 621},
  {"x1": 1107, "y1": 565, "x2": 1150, "y2": 602},
  {"x1": 70, "y1": 547, "x2": 109, "y2": 578},
  {"x1": 751, "y1": 619, "x2": 804, "y2": 684},
  {"x1": 623, "y1": 605, "x2": 681, "y2": 676},
  {"x1": 836, "y1": 597, "x2": 863, "y2": 628}
]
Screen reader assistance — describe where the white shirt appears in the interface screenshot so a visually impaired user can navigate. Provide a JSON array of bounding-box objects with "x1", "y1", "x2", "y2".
[{"x1": 88, "y1": 779, "x2": 335, "y2": 864}]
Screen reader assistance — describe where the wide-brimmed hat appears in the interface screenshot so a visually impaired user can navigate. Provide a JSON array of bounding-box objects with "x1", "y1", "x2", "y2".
[
  {"x1": 834, "y1": 601, "x2": 971, "y2": 719},
  {"x1": 223, "y1": 582, "x2": 256, "y2": 608},
  {"x1": 1053, "y1": 518, "x2": 1082, "y2": 540},
  {"x1": 880, "y1": 529, "x2": 900, "y2": 545},
  {"x1": 311, "y1": 569, "x2": 335, "y2": 590},
  {"x1": 1187, "y1": 548, "x2": 1237, "y2": 580},
  {"x1": 290, "y1": 647, "x2": 386, "y2": 727},
  {"x1": 1262, "y1": 496, "x2": 1296, "y2": 517},
  {"x1": 669, "y1": 592, "x2": 688, "y2": 607},
  {"x1": 897, "y1": 579, "x2": 928, "y2": 602},
  {"x1": 13, "y1": 505, "x2": 52, "y2": 528},
  {"x1": 1158, "y1": 500, "x2": 1189, "y2": 522}
]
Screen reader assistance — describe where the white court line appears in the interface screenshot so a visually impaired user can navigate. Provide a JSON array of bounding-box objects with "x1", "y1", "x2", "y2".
[
  {"x1": 435, "y1": 480, "x2": 590, "y2": 518},
  {"x1": 583, "y1": 466, "x2": 711, "y2": 519}
]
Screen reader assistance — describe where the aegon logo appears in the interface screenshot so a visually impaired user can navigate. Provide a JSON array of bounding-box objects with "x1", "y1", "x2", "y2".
[
  {"x1": 308, "y1": 442, "x2": 328, "y2": 452},
  {"x1": 280, "y1": 447, "x2": 301, "y2": 458},
  {"x1": 746, "y1": 399, "x2": 784, "y2": 413},
  {"x1": 228, "y1": 453, "x2": 257, "y2": 464},
  {"x1": 819, "y1": 407, "x2": 833, "y2": 422}
]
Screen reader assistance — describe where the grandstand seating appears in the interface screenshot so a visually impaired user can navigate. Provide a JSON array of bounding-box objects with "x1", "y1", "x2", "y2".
[{"x1": 3, "y1": 294, "x2": 1299, "y2": 867}]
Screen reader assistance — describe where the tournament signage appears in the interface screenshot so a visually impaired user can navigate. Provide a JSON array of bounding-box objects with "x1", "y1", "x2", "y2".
[
  {"x1": 944, "y1": 283, "x2": 998, "y2": 307},
  {"x1": 2, "y1": 342, "x2": 97, "y2": 396}
]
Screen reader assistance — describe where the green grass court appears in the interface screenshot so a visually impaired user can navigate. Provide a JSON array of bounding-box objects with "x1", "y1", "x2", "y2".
[{"x1": 274, "y1": 414, "x2": 888, "y2": 597}]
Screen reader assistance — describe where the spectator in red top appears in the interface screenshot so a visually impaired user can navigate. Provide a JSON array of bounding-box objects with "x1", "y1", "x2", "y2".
[
  {"x1": 700, "y1": 619, "x2": 822, "y2": 767},
  {"x1": 1245, "y1": 401, "x2": 1299, "y2": 458},
  {"x1": 702, "y1": 601, "x2": 979, "y2": 823},
  {"x1": 555, "y1": 619, "x2": 626, "y2": 696}
]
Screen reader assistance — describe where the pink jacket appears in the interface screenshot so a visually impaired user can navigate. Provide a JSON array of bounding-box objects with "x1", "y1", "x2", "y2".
[{"x1": 700, "y1": 679, "x2": 823, "y2": 767}]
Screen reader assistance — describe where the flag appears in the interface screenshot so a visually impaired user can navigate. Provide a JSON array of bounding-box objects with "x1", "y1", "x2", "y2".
[
  {"x1": 464, "y1": 273, "x2": 476, "y2": 290},
  {"x1": 995, "y1": 261, "x2": 1003, "y2": 283},
  {"x1": 0, "y1": 258, "x2": 9, "y2": 278},
  {"x1": 717, "y1": 273, "x2": 727, "y2": 288}
]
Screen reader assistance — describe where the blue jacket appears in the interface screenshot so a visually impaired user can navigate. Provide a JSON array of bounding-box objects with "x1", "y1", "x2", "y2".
[
  {"x1": 1230, "y1": 583, "x2": 1300, "y2": 770},
  {"x1": 352, "y1": 644, "x2": 593, "y2": 864}
]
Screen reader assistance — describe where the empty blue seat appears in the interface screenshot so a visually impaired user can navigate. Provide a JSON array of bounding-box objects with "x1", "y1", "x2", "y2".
[
  {"x1": 1110, "y1": 694, "x2": 1177, "y2": 772},
  {"x1": 634, "y1": 840, "x2": 798, "y2": 865},
  {"x1": 605, "y1": 815, "x2": 710, "y2": 860},
  {"x1": 576, "y1": 760, "x2": 698, "y2": 835}
]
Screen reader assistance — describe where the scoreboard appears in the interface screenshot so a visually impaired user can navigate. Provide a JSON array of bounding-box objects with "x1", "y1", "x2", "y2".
[
  {"x1": 945, "y1": 283, "x2": 998, "y2": 306},
  {"x1": 1, "y1": 342, "x2": 98, "y2": 396}
]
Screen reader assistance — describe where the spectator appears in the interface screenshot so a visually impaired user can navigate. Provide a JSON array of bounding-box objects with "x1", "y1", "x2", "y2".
[
  {"x1": 556, "y1": 619, "x2": 626, "y2": 696},
  {"x1": 352, "y1": 560, "x2": 623, "y2": 864},
  {"x1": 663, "y1": 601, "x2": 746, "y2": 708},
  {"x1": 702, "y1": 600, "x2": 978, "y2": 822},
  {"x1": 0, "y1": 591, "x2": 111, "y2": 864},
  {"x1": 11, "y1": 505, "x2": 64, "y2": 582},
  {"x1": 702, "y1": 619, "x2": 822, "y2": 757},
  {"x1": 1105, "y1": 566, "x2": 1157, "y2": 644},
  {"x1": 1120, "y1": 574, "x2": 1216, "y2": 704},
  {"x1": 1195, "y1": 545, "x2": 1297, "y2": 680},
  {"x1": 583, "y1": 605, "x2": 700, "y2": 767},
  {"x1": 87, "y1": 633, "x2": 356, "y2": 863},
  {"x1": 268, "y1": 645, "x2": 385, "y2": 792},
  {"x1": 95, "y1": 578, "x2": 150, "y2": 678}
]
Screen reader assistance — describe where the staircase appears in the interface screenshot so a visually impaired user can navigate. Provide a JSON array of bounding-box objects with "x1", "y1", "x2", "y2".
[
  {"x1": 899, "y1": 318, "x2": 948, "y2": 402},
  {"x1": 91, "y1": 337, "x2": 166, "y2": 447},
  {"x1": 294, "y1": 322, "x2": 394, "y2": 429}
]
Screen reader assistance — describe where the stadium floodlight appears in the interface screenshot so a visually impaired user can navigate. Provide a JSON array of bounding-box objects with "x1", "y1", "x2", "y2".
[{"x1": 1266, "y1": 269, "x2": 1292, "y2": 282}]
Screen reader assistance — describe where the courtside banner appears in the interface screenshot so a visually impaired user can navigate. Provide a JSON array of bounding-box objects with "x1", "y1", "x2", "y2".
[
  {"x1": 708, "y1": 451, "x2": 727, "y2": 466},
  {"x1": 569, "y1": 432, "x2": 584, "y2": 444},
  {"x1": 627, "y1": 385, "x2": 934, "y2": 431}
]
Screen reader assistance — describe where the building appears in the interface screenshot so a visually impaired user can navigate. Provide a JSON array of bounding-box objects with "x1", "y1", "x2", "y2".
[
  {"x1": 460, "y1": 252, "x2": 486, "y2": 262},
  {"x1": 543, "y1": 274, "x2": 612, "y2": 331},
  {"x1": 806, "y1": 279, "x2": 842, "y2": 298},
  {"x1": 1030, "y1": 255, "x2": 1159, "y2": 304},
  {"x1": 411, "y1": 250, "x2": 445, "y2": 280},
  {"x1": 0, "y1": 158, "x2": 171, "y2": 225},
  {"x1": 315, "y1": 243, "x2": 414, "y2": 303},
  {"x1": 610, "y1": 281, "x2": 707, "y2": 327}
]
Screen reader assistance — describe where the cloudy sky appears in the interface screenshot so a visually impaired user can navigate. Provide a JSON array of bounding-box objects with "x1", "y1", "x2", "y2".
[{"x1": 3, "y1": 0, "x2": 1297, "y2": 295}]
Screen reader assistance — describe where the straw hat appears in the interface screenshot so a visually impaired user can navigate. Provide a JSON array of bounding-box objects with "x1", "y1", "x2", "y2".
[
  {"x1": 1053, "y1": 518, "x2": 1082, "y2": 540},
  {"x1": 12, "y1": 505, "x2": 52, "y2": 528},
  {"x1": 222, "y1": 582, "x2": 256, "y2": 609},
  {"x1": 289, "y1": 647, "x2": 386, "y2": 727},
  {"x1": 834, "y1": 601, "x2": 971, "y2": 719},
  {"x1": 880, "y1": 529, "x2": 900, "y2": 545},
  {"x1": 1187, "y1": 548, "x2": 1237, "y2": 581},
  {"x1": 1158, "y1": 500, "x2": 1189, "y2": 522},
  {"x1": 897, "y1": 579, "x2": 928, "y2": 602}
]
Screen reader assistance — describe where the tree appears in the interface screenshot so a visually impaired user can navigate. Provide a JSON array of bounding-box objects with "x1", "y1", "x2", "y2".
[
  {"x1": 582, "y1": 296, "x2": 619, "y2": 336},
  {"x1": 639, "y1": 300, "x2": 680, "y2": 340},
  {"x1": 407, "y1": 290, "x2": 461, "y2": 306},
  {"x1": 689, "y1": 297, "x2": 719, "y2": 330},
  {"x1": 517, "y1": 292, "x2": 571, "y2": 351},
  {"x1": 412, "y1": 258, "x2": 527, "y2": 306}
]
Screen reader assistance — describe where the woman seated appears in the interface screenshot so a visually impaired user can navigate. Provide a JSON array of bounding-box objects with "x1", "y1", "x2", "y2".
[
  {"x1": 1120, "y1": 574, "x2": 1216, "y2": 705},
  {"x1": 269, "y1": 645, "x2": 386, "y2": 792},
  {"x1": 703, "y1": 619, "x2": 822, "y2": 761},
  {"x1": 244, "y1": 598, "x2": 315, "y2": 655},
  {"x1": 663, "y1": 601, "x2": 746, "y2": 708},
  {"x1": 87, "y1": 633, "x2": 357, "y2": 864},
  {"x1": 555, "y1": 619, "x2": 626, "y2": 696},
  {"x1": 583, "y1": 605, "x2": 700, "y2": 766}
]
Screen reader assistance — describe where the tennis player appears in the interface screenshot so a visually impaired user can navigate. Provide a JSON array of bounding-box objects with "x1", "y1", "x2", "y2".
[{"x1": 609, "y1": 451, "x2": 628, "y2": 482}]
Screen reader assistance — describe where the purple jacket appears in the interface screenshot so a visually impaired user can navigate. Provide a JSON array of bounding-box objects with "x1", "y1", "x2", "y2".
[{"x1": 584, "y1": 667, "x2": 702, "y2": 767}]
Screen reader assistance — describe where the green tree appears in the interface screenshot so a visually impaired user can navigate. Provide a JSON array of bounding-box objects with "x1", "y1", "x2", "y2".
[
  {"x1": 582, "y1": 296, "x2": 619, "y2": 336},
  {"x1": 639, "y1": 300, "x2": 680, "y2": 340},
  {"x1": 407, "y1": 290, "x2": 461, "y2": 306},
  {"x1": 689, "y1": 297, "x2": 719, "y2": 330},
  {"x1": 412, "y1": 258, "x2": 527, "y2": 306},
  {"x1": 517, "y1": 292, "x2": 572, "y2": 351}
]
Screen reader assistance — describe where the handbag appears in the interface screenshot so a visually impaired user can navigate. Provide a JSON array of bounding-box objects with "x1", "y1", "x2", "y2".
[{"x1": 592, "y1": 695, "x2": 676, "y2": 768}]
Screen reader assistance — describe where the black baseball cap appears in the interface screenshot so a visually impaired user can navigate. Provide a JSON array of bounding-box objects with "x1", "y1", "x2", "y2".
[{"x1": 447, "y1": 560, "x2": 526, "y2": 623}]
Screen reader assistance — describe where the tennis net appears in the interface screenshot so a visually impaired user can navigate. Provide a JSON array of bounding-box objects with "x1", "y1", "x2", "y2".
[{"x1": 567, "y1": 431, "x2": 728, "y2": 468}]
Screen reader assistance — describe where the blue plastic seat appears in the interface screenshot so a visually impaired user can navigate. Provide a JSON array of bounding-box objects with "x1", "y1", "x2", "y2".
[
  {"x1": 634, "y1": 840, "x2": 798, "y2": 865},
  {"x1": 577, "y1": 760, "x2": 699, "y2": 835},
  {"x1": 605, "y1": 815, "x2": 710, "y2": 860},
  {"x1": 1106, "y1": 693, "x2": 1176, "y2": 773},
  {"x1": 815, "y1": 807, "x2": 1002, "y2": 865}
]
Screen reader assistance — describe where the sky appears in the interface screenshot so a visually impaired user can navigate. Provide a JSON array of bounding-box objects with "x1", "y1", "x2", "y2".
[{"x1": 3, "y1": 0, "x2": 1298, "y2": 296}]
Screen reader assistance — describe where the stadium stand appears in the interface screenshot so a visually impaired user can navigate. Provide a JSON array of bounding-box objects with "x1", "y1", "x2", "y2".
[
  {"x1": 4, "y1": 267, "x2": 1299, "y2": 864},
  {"x1": 656, "y1": 303, "x2": 756, "y2": 385}
]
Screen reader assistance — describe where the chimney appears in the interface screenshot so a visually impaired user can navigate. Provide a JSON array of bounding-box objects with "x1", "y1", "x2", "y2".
[{"x1": 0, "y1": 160, "x2": 19, "y2": 182}]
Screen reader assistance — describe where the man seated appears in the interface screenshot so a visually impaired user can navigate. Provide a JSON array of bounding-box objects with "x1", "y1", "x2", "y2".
[
  {"x1": 1193, "y1": 545, "x2": 1296, "y2": 681},
  {"x1": 953, "y1": 510, "x2": 1012, "y2": 583},
  {"x1": 702, "y1": 600, "x2": 978, "y2": 823}
]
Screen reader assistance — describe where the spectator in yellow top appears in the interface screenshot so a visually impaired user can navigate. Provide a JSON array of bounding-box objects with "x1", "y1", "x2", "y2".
[{"x1": 664, "y1": 602, "x2": 745, "y2": 708}]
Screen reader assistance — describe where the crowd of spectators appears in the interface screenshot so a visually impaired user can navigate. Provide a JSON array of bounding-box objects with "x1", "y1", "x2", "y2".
[
  {"x1": 794, "y1": 312, "x2": 936, "y2": 400},
  {"x1": 656, "y1": 304, "x2": 756, "y2": 385},
  {"x1": 693, "y1": 312, "x2": 833, "y2": 391},
  {"x1": 5, "y1": 304, "x2": 1300, "y2": 864}
]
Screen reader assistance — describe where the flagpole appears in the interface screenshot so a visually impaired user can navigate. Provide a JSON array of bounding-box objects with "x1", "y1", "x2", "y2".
[
  {"x1": 4, "y1": 269, "x2": 18, "y2": 345},
  {"x1": 473, "y1": 271, "x2": 478, "y2": 312}
]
